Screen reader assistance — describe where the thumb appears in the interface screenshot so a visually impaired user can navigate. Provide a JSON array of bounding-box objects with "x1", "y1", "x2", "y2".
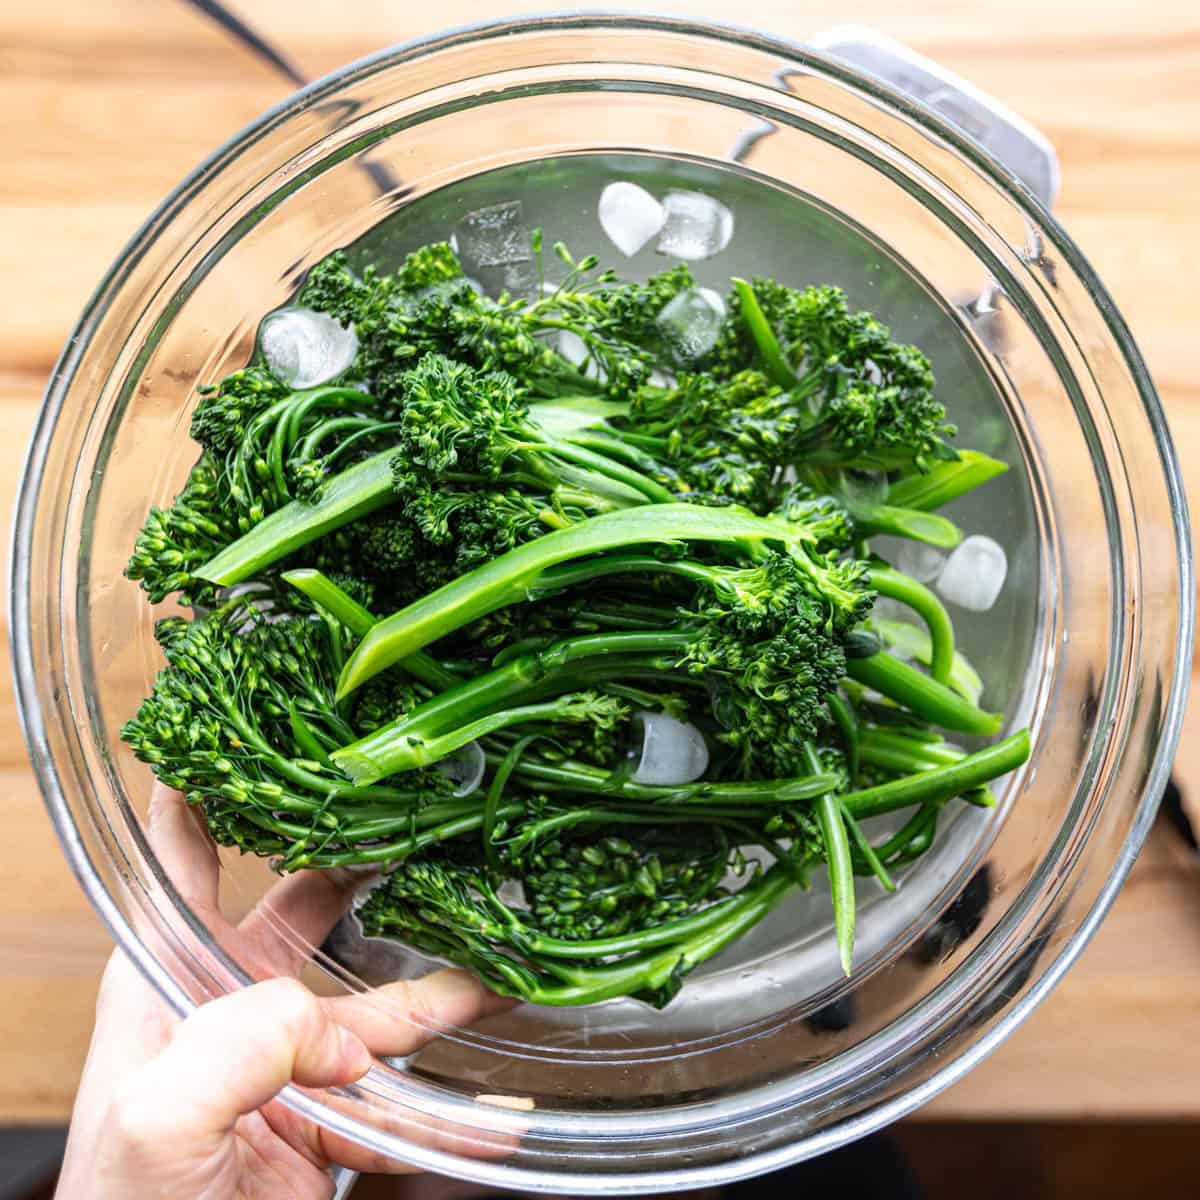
[{"x1": 113, "y1": 978, "x2": 370, "y2": 1146}]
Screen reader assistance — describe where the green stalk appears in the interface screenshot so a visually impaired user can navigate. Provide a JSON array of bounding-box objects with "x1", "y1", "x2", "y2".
[
  {"x1": 868, "y1": 566, "x2": 956, "y2": 684},
  {"x1": 335, "y1": 503, "x2": 792, "y2": 698},
  {"x1": 502, "y1": 754, "x2": 839, "y2": 805},
  {"x1": 847, "y1": 500, "x2": 961, "y2": 549},
  {"x1": 287, "y1": 701, "x2": 331, "y2": 765},
  {"x1": 542, "y1": 436, "x2": 675, "y2": 504},
  {"x1": 841, "y1": 729, "x2": 1029, "y2": 819},
  {"x1": 198, "y1": 449, "x2": 396, "y2": 586},
  {"x1": 527, "y1": 395, "x2": 632, "y2": 436},
  {"x1": 816, "y1": 792, "x2": 855, "y2": 975},
  {"x1": 341, "y1": 631, "x2": 689, "y2": 765},
  {"x1": 503, "y1": 807, "x2": 778, "y2": 862},
  {"x1": 874, "y1": 618, "x2": 984, "y2": 705},
  {"x1": 859, "y1": 728, "x2": 968, "y2": 772},
  {"x1": 872, "y1": 802, "x2": 942, "y2": 863},
  {"x1": 732, "y1": 277, "x2": 797, "y2": 387},
  {"x1": 509, "y1": 868, "x2": 797, "y2": 1006},
  {"x1": 338, "y1": 798, "x2": 491, "y2": 841},
  {"x1": 290, "y1": 802, "x2": 527, "y2": 869},
  {"x1": 528, "y1": 551, "x2": 720, "y2": 598},
  {"x1": 886, "y1": 450, "x2": 1009, "y2": 511},
  {"x1": 826, "y1": 692, "x2": 860, "y2": 778},
  {"x1": 335, "y1": 696, "x2": 601, "y2": 778},
  {"x1": 483, "y1": 735, "x2": 536, "y2": 872},
  {"x1": 859, "y1": 728, "x2": 996, "y2": 808},
  {"x1": 515, "y1": 893, "x2": 747, "y2": 959},
  {"x1": 809, "y1": 742, "x2": 855, "y2": 975},
  {"x1": 281, "y1": 569, "x2": 456, "y2": 691},
  {"x1": 841, "y1": 802, "x2": 896, "y2": 891},
  {"x1": 563, "y1": 429, "x2": 674, "y2": 479},
  {"x1": 845, "y1": 653, "x2": 999, "y2": 734}
]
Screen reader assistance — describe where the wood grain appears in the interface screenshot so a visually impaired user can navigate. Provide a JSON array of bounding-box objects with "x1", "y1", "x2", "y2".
[{"x1": 1, "y1": 0, "x2": 1198, "y2": 1125}]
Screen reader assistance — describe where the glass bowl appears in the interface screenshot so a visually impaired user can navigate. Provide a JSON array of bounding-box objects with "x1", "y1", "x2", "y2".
[{"x1": 12, "y1": 14, "x2": 1192, "y2": 1193}]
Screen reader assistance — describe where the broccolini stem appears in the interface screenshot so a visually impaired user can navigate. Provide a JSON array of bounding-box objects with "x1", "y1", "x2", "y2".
[
  {"x1": 873, "y1": 618, "x2": 984, "y2": 705},
  {"x1": 860, "y1": 728, "x2": 969, "y2": 771},
  {"x1": 287, "y1": 702, "x2": 331, "y2": 765},
  {"x1": 468, "y1": 867, "x2": 798, "y2": 1007},
  {"x1": 826, "y1": 692, "x2": 860, "y2": 779},
  {"x1": 483, "y1": 735, "x2": 537, "y2": 872},
  {"x1": 859, "y1": 727, "x2": 996, "y2": 808},
  {"x1": 280, "y1": 569, "x2": 457, "y2": 691},
  {"x1": 562, "y1": 429, "x2": 675, "y2": 480},
  {"x1": 872, "y1": 801, "x2": 942, "y2": 863},
  {"x1": 886, "y1": 803, "x2": 943, "y2": 863},
  {"x1": 516, "y1": 893, "x2": 747, "y2": 959},
  {"x1": 337, "y1": 798, "x2": 495, "y2": 841},
  {"x1": 670, "y1": 865, "x2": 796, "y2": 975},
  {"x1": 198, "y1": 449, "x2": 396, "y2": 586},
  {"x1": 288, "y1": 802, "x2": 528, "y2": 868},
  {"x1": 841, "y1": 729, "x2": 1029, "y2": 819},
  {"x1": 335, "y1": 695, "x2": 607, "y2": 778},
  {"x1": 528, "y1": 551, "x2": 723, "y2": 597},
  {"x1": 809, "y1": 742, "x2": 855, "y2": 975},
  {"x1": 366, "y1": 630, "x2": 688, "y2": 741},
  {"x1": 818, "y1": 792, "x2": 856, "y2": 976},
  {"x1": 540, "y1": 435, "x2": 676, "y2": 504},
  {"x1": 886, "y1": 450, "x2": 1009, "y2": 511},
  {"x1": 845, "y1": 652, "x2": 1000, "y2": 734},
  {"x1": 868, "y1": 566, "x2": 956, "y2": 684},
  {"x1": 845, "y1": 500, "x2": 962, "y2": 549},
  {"x1": 335, "y1": 503, "x2": 791, "y2": 697},
  {"x1": 269, "y1": 391, "x2": 362, "y2": 497},
  {"x1": 732, "y1": 278, "x2": 797, "y2": 387},
  {"x1": 503, "y1": 808, "x2": 785, "y2": 868},
  {"x1": 500, "y1": 754, "x2": 839, "y2": 806},
  {"x1": 332, "y1": 631, "x2": 694, "y2": 783},
  {"x1": 841, "y1": 802, "x2": 896, "y2": 890}
]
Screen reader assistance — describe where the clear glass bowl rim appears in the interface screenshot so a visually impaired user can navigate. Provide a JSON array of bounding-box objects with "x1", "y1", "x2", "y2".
[{"x1": 10, "y1": 11, "x2": 1193, "y2": 1193}]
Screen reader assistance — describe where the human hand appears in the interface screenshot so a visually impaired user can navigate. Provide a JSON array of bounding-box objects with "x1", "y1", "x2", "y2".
[{"x1": 56, "y1": 784, "x2": 512, "y2": 1199}]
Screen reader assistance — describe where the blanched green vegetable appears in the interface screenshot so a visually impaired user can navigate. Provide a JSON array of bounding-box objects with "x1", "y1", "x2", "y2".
[{"x1": 123, "y1": 236, "x2": 1029, "y2": 1003}]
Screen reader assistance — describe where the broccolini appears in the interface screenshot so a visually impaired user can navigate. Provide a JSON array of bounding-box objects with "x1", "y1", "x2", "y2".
[{"x1": 122, "y1": 234, "x2": 1029, "y2": 1006}]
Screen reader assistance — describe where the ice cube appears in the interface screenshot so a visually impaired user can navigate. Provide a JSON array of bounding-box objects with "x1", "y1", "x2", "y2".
[
  {"x1": 657, "y1": 189, "x2": 734, "y2": 261},
  {"x1": 260, "y1": 308, "x2": 358, "y2": 390},
  {"x1": 554, "y1": 329, "x2": 605, "y2": 382},
  {"x1": 655, "y1": 287, "x2": 726, "y2": 362},
  {"x1": 631, "y1": 711, "x2": 710, "y2": 786},
  {"x1": 936, "y1": 535, "x2": 1008, "y2": 612},
  {"x1": 597, "y1": 181, "x2": 665, "y2": 257},
  {"x1": 896, "y1": 541, "x2": 947, "y2": 584},
  {"x1": 476, "y1": 258, "x2": 539, "y2": 301},
  {"x1": 454, "y1": 200, "x2": 533, "y2": 269}
]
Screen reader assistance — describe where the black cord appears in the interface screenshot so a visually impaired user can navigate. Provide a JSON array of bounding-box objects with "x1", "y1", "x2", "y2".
[{"x1": 180, "y1": 0, "x2": 308, "y2": 87}]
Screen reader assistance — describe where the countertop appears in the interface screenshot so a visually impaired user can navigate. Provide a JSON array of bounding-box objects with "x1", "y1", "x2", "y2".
[{"x1": 3, "y1": 0, "x2": 1200, "y2": 1123}]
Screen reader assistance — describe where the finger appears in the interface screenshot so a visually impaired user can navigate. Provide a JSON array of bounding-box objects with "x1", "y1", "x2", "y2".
[
  {"x1": 145, "y1": 783, "x2": 220, "y2": 916},
  {"x1": 237, "y1": 869, "x2": 357, "y2": 977},
  {"x1": 235, "y1": 1110, "x2": 337, "y2": 1198},
  {"x1": 111, "y1": 977, "x2": 370, "y2": 1152},
  {"x1": 265, "y1": 1079, "x2": 526, "y2": 1177},
  {"x1": 326, "y1": 968, "x2": 518, "y2": 1059}
]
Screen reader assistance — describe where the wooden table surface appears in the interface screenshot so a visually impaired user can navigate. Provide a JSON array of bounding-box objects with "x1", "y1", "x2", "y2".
[{"x1": 3, "y1": 0, "x2": 1200, "y2": 1125}]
